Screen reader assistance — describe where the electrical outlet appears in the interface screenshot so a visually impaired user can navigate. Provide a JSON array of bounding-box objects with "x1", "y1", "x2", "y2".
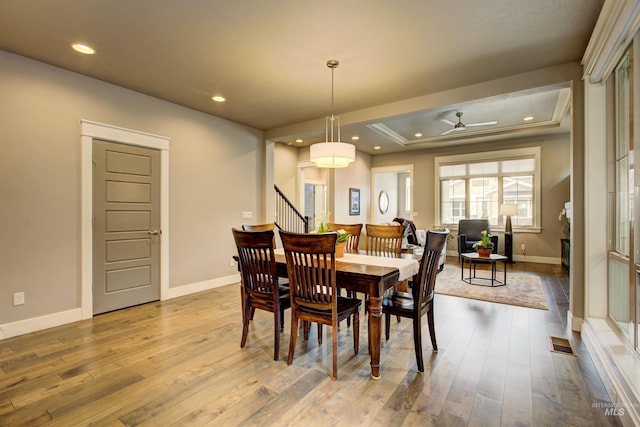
[
  {"x1": 230, "y1": 257, "x2": 236, "y2": 267},
  {"x1": 520, "y1": 244, "x2": 526, "y2": 251},
  {"x1": 13, "y1": 292, "x2": 25, "y2": 306},
  {"x1": 242, "y1": 211, "x2": 253, "y2": 219}
]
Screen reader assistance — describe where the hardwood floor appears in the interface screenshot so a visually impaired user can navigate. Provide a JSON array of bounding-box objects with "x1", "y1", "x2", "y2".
[{"x1": 0, "y1": 259, "x2": 623, "y2": 426}]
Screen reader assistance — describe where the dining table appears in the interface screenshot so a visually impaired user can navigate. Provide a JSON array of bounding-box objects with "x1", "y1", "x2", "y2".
[{"x1": 273, "y1": 248, "x2": 419, "y2": 379}]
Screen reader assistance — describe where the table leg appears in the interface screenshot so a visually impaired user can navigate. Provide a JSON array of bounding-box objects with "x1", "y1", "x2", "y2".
[
  {"x1": 504, "y1": 260, "x2": 507, "y2": 285},
  {"x1": 368, "y1": 295, "x2": 383, "y2": 379}
]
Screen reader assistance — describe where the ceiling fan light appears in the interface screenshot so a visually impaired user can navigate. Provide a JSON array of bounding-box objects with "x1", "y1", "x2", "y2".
[{"x1": 310, "y1": 142, "x2": 355, "y2": 168}]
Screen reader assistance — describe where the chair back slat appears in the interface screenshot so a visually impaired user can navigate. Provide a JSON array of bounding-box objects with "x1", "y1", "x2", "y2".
[
  {"x1": 280, "y1": 231, "x2": 337, "y2": 312},
  {"x1": 365, "y1": 224, "x2": 404, "y2": 257}
]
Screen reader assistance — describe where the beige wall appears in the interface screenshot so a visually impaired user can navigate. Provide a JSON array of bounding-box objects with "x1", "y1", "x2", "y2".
[
  {"x1": 371, "y1": 133, "x2": 571, "y2": 260},
  {"x1": 0, "y1": 51, "x2": 263, "y2": 325}
]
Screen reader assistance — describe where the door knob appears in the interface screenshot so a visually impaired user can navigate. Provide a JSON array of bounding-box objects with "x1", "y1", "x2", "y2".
[{"x1": 148, "y1": 229, "x2": 162, "y2": 235}]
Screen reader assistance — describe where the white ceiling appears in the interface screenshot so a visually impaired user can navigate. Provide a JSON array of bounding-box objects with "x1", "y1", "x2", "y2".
[{"x1": 0, "y1": 0, "x2": 603, "y2": 154}]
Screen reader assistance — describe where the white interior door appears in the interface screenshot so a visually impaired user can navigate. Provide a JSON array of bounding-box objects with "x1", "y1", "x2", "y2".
[{"x1": 93, "y1": 139, "x2": 161, "y2": 314}]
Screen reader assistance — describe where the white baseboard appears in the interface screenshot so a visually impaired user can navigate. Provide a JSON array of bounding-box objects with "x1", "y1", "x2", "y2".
[
  {"x1": 165, "y1": 273, "x2": 240, "y2": 299},
  {"x1": 0, "y1": 273, "x2": 241, "y2": 341},
  {"x1": 568, "y1": 309, "x2": 583, "y2": 332},
  {"x1": 0, "y1": 308, "x2": 83, "y2": 340}
]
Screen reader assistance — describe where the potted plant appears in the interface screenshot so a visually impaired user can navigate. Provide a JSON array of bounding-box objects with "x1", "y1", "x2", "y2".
[
  {"x1": 316, "y1": 212, "x2": 351, "y2": 257},
  {"x1": 472, "y1": 230, "x2": 494, "y2": 257}
]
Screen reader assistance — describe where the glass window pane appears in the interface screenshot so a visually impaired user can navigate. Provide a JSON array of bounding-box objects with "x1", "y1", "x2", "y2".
[
  {"x1": 502, "y1": 158, "x2": 535, "y2": 173},
  {"x1": 503, "y1": 175, "x2": 533, "y2": 226},
  {"x1": 440, "y1": 164, "x2": 466, "y2": 178},
  {"x1": 469, "y1": 177, "x2": 498, "y2": 224},
  {"x1": 440, "y1": 179, "x2": 465, "y2": 224},
  {"x1": 468, "y1": 161, "x2": 498, "y2": 175},
  {"x1": 610, "y1": 257, "x2": 630, "y2": 339}
]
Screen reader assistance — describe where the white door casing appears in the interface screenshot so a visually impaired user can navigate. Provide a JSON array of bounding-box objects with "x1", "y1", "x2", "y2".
[{"x1": 81, "y1": 120, "x2": 169, "y2": 319}]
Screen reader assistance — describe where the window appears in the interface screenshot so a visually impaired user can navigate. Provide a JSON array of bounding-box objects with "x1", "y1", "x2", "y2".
[
  {"x1": 404, "y1": 176, "x2": 411, "y2": 212},
  {"x1": 436, "y1": 147, "x2": 540, "y2": 230},
  {"x1": 608, "y1": 52, "x2": 633, "y2": 343}
]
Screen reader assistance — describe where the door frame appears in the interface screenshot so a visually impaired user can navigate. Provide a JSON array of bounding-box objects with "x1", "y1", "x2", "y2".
[
  {"x1": 370, "y1": 164, "x2": 413, "y2": 224},
  {"x1": 81, "y1": 120, "x2": 170, "y2": 319}
]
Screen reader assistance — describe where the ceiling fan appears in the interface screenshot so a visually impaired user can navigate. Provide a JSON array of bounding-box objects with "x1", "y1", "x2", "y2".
[{"x1": 440, "y1": 111, "x2": 498, "y2": 135}]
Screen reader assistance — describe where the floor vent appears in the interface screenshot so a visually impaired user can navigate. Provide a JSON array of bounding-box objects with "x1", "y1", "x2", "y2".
[{"x1": 549, "y1": 336, "x2": 576, "y2": 356}]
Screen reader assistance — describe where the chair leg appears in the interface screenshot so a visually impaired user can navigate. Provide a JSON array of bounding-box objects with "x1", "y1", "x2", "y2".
[
  {"x1": 427, "y1": 307, "x2": 438, "y2": 351},
  {"x1": 332, "y1": 322, "x2": 338, "y2": 381},
  {"x1": 241, "y1": 301, "x2": 250, "y2": 349},
  {"x1": 318, "y1": 324, "x2": 323, "y2": 345},
  {"x1": 287, "y1": 316, "x2": 298, "y2": 365},
  {"x1": 353, "y1": 312, "x2": 360, "y2": 355},
  {"x1": 384, "y1": 312, "x2": 391, "y2": 340},
  {"x1": 273, "y1": 308, "x2": 280, "y2": 361},
  {"x1": 280, "y1": 307, "x2": 286, "y2": 331},
  {"x1": 250, "y1": 307, "x2": 256, "y2": 320},
  {"x1": 413, "y1": 317, "x2": 424, "y2": 372},
  {"x1": 303, "y1": 321, "x2": 310, "y2": 340}
]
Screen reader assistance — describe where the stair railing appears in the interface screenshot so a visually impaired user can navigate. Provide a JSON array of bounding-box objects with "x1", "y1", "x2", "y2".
[{"x1": 274, "y1": 184, "x2": 309, "y2": 233}]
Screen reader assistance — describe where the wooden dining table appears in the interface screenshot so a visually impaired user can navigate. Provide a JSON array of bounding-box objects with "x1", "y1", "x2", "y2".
[{"x1": 272, "y1": 250, "x2": 419, "y2": 379}]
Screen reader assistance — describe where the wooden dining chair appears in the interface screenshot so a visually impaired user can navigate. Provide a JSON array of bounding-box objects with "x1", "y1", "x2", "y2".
[
  {"x1": 382, "y1": 230, "x2": 449, "y2": 372},
  {"x1": 280, "y1": 230, "x2": 362, "y2": 380},
  {"x1": 327, "y1": 223, "x2": 362, "y2": 253},
  {"x1": 232, "y1": 228, "x2": 291, "y2": 361},
  {"x1": 242, "y1": 223, "x2": 275, "y2": 231},
  {"x1": 365, "y1": 224, "x2": 404, "y2": 257}
]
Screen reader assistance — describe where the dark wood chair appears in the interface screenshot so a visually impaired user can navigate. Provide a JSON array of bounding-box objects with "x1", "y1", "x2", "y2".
[
  {"x1": 382, "y1": 230, "x2": 449, "y2": 372},
  {"x1": 365, "y1": 224, "x2": 404, "y2": 257},
  {"x1": 232, "y1": 228, "x2": 290, "y2": 361},
  {"x1": 280, "y1": 230, "x2": 362, "y2": 380},
  {"x1": 242, "y1": 223, "x2": 275, "y2": 231},
  {"x1": 327, "y1": 223, "x2": 362, "y2": 253}
]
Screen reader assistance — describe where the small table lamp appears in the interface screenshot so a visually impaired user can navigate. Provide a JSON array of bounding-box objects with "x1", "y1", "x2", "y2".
[{"x1": 500, "y1": 204, "x2": 518, "y2": 262}]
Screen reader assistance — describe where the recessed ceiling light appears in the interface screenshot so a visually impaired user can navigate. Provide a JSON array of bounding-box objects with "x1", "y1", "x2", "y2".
[
  {"x1": 71, "y1": 43, "x2": 95, "y2": 55},
  {"x1": 374, "y1": 146, "x2": 381, "y2": 150},
  {"x1": 414, "y1": 132, "x2": 423, "y2": 138},
  {"x1": 523, "y1": 116, "x2": 534, "y2": 121},
  {"x1": 295, "y1": 139, "x2": 303, "y2": 143},
  {"x1": 351, "y1": 136, "x2": 360, "y2": 140},
  {"x1": 212, "y1": 95, "x2": 226, "y2": 102}
]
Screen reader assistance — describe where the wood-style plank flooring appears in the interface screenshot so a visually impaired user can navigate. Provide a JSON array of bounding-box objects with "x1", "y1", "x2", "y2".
[{"x1": 0, "y1": 259, "x2": 623, "y2": 426}]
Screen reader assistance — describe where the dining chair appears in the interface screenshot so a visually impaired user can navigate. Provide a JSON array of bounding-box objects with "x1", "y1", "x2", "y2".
[
  {"x1": 327, "y1": 223, "x2": 363, "y2": 253},
  {"x1": 365, "y1": 224, "x2": 404, "y2": 257},
  {"x1": 382, "y1": 230, "x2": 449, "y2": 372},
  {"x1": 232, "y1": 228, "x2": 291, "y2": 361},
  {"x1": 280, "y1": 230, "x2": 362, "y2": 380},
  {"x1": 242, "y1": 223, "x2": 275, "y2": 231}
]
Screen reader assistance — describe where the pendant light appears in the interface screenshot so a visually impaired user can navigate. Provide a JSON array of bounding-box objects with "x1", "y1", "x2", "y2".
[{"x1": 310, "y1": 59, "x2": 356, "y2": 168}]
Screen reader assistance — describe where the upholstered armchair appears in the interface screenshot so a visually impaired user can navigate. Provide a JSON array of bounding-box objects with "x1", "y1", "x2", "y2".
[{"x1": 457, "y1": 219, "x2": 498, "y2": 258}]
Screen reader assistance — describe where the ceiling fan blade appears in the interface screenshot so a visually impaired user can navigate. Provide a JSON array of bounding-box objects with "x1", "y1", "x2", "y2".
[
  {"x1": 440, "y1": 119, "x2": 456, "y2": 126},
  {"x1": 466, "y1": 120, "x2": 498, "y2": 127},
  {"x1": 440, "y1": 127, "x2": 464, "y2": 136}
]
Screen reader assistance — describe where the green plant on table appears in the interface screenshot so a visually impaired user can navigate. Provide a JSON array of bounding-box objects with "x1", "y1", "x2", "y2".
[
  {"x1": 472, "y1": 230, "x2": 494, "y2": 250},
  {"x1": 316, "y1": 211, "x2": 350, "y2": 243}
]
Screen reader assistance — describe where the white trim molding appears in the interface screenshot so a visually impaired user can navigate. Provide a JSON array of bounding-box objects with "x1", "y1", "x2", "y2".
[{"x1": 80, "y1": 120, "x2": 170, "y2": 320}]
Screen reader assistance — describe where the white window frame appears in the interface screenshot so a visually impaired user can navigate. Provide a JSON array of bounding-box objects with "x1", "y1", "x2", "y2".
[{"x1": 435, "y1": 147, "x2": 541, "y2": 233}]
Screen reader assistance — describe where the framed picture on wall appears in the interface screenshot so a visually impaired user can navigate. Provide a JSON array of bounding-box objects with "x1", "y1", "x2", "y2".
[{"x1": 349, "y1": 188, "x2": 360, "y2": 215}]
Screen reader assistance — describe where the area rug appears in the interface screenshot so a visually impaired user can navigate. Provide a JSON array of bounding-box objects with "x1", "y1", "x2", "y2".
[{"x1": 435, "y1": 265, "x2": 548, "y2": 310}]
